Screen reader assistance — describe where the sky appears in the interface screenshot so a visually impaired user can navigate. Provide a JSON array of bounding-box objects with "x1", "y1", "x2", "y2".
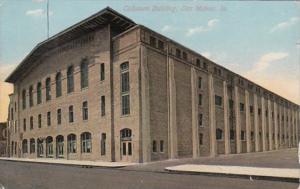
[{"x1": 0, "y1": 0, "x2": 299, "y2": 122}]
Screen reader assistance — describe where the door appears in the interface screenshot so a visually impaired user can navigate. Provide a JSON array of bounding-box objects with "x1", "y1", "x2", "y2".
[{"x1": 120, "y1": 128, "x2": 132, "y2": 162}]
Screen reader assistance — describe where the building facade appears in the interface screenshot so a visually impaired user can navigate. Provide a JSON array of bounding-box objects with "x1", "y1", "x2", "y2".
[
  {"x1": 5, "y1": 7, "x2": 300, "y2": 163},
  {"x1": 0, "y1": 122, "x2": 7, "y2": 157}
]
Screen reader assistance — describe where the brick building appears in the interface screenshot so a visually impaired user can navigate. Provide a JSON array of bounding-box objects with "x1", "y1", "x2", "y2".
[
  {"x1": 5, "y1": 7, "x2": 300, "y2": 163},
  {"x1": 0, "y1": 122, "x2": 7, "y2": 157}
]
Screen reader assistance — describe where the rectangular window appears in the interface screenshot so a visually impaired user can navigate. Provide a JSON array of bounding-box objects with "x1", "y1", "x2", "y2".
[
  {"x1": 198, "y1": 77, "x2": 202, "y2": 89},
  {"x1": 82, "y1": 101, "x2": 88, "y2": 120},
  {"x1": 100, "y1": 63, "x2": 105, "y2": 81},
  {"x1": 23, "y1": 119, "x2": 26, "y2": 132},
  {"x1": 152, "y1": 140, "x2": 157, "y2": 152},
  {"x1": 47, "y1": 112, "x2": 51, "y2": 126},
  {"x1": 198, "y1": 94, "x2": 202, "y2": 106},
  {"x1": 250, "y1": 106, "x2": 254, "y2": 113},
  {"x1": 160, "y1": 140, "x2": 164, "y2": 152},
  {"x1": 121, "y1": 95, "x2": 130, "y2": 115},
  {"x1": 203, "y1": 62, "x2": 207, "y2": 70},
  {"x1": 199, "y1": 133, "x2": 203, "y2": 145},
  {"x1": 67, "y1": 66, "x2": 74, "y2": 93},
  {"x1": 198, "y1": 113, "x2": 203, "y2": 127},
  {"x1": 37, "y1": 83, "x2": 42, "y2": 104},
  {"x1": 230, "y1": 130, "x2": 235, "y2": 140},
  {"x1": 101, "y1": 96, "x2": 105, "y2": 116},
  {"x1": 38, "y1": 114, "x2": 42, "y2": 128},
  {"x1": 258, "y1": 108, "x2": 261, "y2": 115},
  {"x1": 57, "y1": 109, "x2": 62, "y2": 125},
  {"x1": 158, "y1": 40, "x2": 164, "y2": 50},
  {"x1": 29, "y1": 86, "x2": 33, "y2": 107},
  {"x1": 101, "y1": 133, "x2": 106, "y2": 155},
  {"x1": 22, "y1": 90, "x2": 26, "y2": 109},
  {"x1": 128, "y1": 142, "x2": 132, "y2": 156},
  {"x1": 150, "y1": 36, "x2": 156, "y2": 47},
  {"x1": 241, "y1": 131, "x2": 245, "y2": 141},
  {"x1": 229, "y1": 99, "x2": 234, "y2": 109},
  {"x1": 30, "y1": 116, "x2": 33, "y2": 130},
  {"x1": 176, "y1": 49, "x2": 181, "y2": 58},
  {"x1": 240, "y1": 103, "x2": 244, "y2": 112},
  {"x1": 121, "y1": 72, "x2": 129, "y2": 93},
  {"x1": 182, "y1": 52, "x2": 187, "y2": 60},
  {"x1": 196, "y1": 59, "x2": 200, "y2": 67},
  {"x1": 215, "y1": 95, "x2": 222, "y2": 106},
  {"x1": 46, "y1": 78, "x2": 51, "y2": 101},
  {"x1": 80, "y1": 61, "x2": 89, "y2": 89},
  {"x1": 69, "y1": 106, "x2": 74, "y2": 123}
]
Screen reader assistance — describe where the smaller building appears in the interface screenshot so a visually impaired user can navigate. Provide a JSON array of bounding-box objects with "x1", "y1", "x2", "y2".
[{"x1": 0, "y1": 122, "x2": 7, "y2": 157}]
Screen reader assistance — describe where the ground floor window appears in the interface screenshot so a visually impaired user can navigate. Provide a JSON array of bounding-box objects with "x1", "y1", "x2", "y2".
[
  {"x1": 37, "y1": 139, "x2": 43, "y2": 157},
  {"x1": 22, "y1": 139, "x2": 28, "y2": 154},
  {"x1": 152, "y1": 140, "x2": 157, "y2": 152},
  {"x1": 67, "y1": 134, "x2": 76, "y2": 153},
  {"x1": 199, "y1": 133, "x2": 203, "y2": 145},
  {"x1": 56, "y1": 135, "x2": 64, "y2": 158},
  {"x1": 160, "y1": 140, "x2": 164, "y2": 152},
  {"x1": 216, "y1": 128, "x2": 223, "y2": 140},
  {"x1": 46, "y1": 136, "x2": 53, "y2": 157},
  {"x1": 101, "y1": 133, "x2": 106, "y2": 155},
  {"x1": 81, "y1": 132, "x2": 92, "y2": 153},
  {"x1": 30, "y1": 138, "x2": 35, "y2": 154}
]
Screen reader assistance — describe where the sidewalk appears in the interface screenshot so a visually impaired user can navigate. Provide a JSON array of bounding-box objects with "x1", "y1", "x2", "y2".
[
  {"x1": 165, "y1": 164, "x2": 300, "y2": 182},
  {"x1": 0, "y1": 157, "x2": 136, "y2": 168}
]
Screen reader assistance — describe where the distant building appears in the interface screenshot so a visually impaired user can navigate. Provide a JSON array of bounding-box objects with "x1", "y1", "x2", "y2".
[
  {"x1": 5, "y1": 7, "x2": 300, "y2": 162},
  {"x1": 0, "y1": 122, "x2": 7, "y2": 157}
]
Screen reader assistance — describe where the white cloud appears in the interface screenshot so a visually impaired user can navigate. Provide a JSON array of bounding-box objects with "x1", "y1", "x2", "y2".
[
  {"x1": 201, "y1": 51, "x2": 211, "y2": 58},
  {"x1": 250, "y1": 52, "x2": 288, "y2": 73},
  {"x1": 270, "y1": 17, "x2": 299, "y2": 33},
  {"x1": 161, "y1": 25, "x2": 172, "y2": 33},
  {"x1": 186, "y1": 18, "x2": 219, "y2": 37},
  {"x1": 26, "y1": 9, "x2": 53, "y2": 17}
]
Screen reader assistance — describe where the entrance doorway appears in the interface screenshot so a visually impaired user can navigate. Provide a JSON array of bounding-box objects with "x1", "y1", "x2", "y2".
[{"x1": 120, "y1": 128, "x2": 132, "y2": 161}]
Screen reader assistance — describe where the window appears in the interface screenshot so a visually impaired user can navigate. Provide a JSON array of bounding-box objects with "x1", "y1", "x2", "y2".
[
  {"x1": 198, "y1": 94, "x2": 202, "y2": 106},
  {"x1": 121, "y1": 62, "x2": 130, "y2": 115},
  {"x1": 82, "y1": 101, "x2": 88, "y2": 120},
  {"x1": 37, "y1": 139, "x2": 43, "y2": 157},
  {"x1": 100, "y1": 63, "x2": 105, "y2": 81},
  {"x1": 10, "y1": 108, "x2": 14, "y2": 120},
  {"x1": 152, "y1": 140, "x2": 157, "y2": 152},
  {"x1": 265, "y1": 110, "x2": 268, "y2": 117},
  {"x1": 57, "y1": 109, "x2": 62, "y2": 125},
  {"x1": 69, "y1": 105, "x2": 74, "y2": 123},
  {"x1": 159, "y1": 140, "x2": 164, "y2": 152},
  {"x1": 101, "y1": 96, "x2": 105, "y2": 116},
  {"x1": 23, "y1": 118, "x2": 26, "y2": 132},
  {"x1": 46, "y1": 77, "x2": 51, "y2": 101},
  {"x1": 101, "y1": 133, "x2": 106, "y2": 155},
  {"x1": 196, "y1": 59, "x2": 201, "y2": 67},
  {"x1": 56, "y1": 135, "x2": 64, "y2": 158},
  {"x1": 215, "y1": 95, "x2": 222, "y2": 106},
  {"x1": 229, "y1": 100, "x2": 234, "y2": 109},
  {"x1": 150, "y1": 36, "x2": 156, "y2": 47},
  {"x1": 182, "y1": 52, "x2": 187, "y2": 60},
  {"x1": 216, "y1": 128, "x2": 223, "y2": 140},
  {"x1": 46, "y1": 136, "x2": 53, "y2": 157},
  {"x1": 67, "y1": 66, "x2": 74, "y2": 93},
  {"x1": 22, "y1": 89, "x2": 26, "y2": 109},
  {"x1": 230, "y1": 130, "x2": 235, "y2": 140},
  {"x1": 22, "y1": 139, "x2": 28, "y2": 154},
  {"x1": 67, "y1": 134, "x2": 76, "y2": 153},
  {"x1": 81, "y1": 132, "x2": 92, "y2": 153},
  {"x1": 30, "y1": 116, "x2": 33, "y2": 130},
  {"x1": 198, "y1": 113, "x2": 203, "y2": 127},
  {"x1": 30, "y1": 138, "x2": 35, "y2": 154},
  {"x1": 80, "y1": 59, "x2": 89, "y2": 89},
  {"x1": 158, "y1": 40, "x2": 164, "y2": 50},
  {"x1": 38, "y1": 114, "x2": 42, "y2": 128},
  {"x1": 47, "y1": 112, "x2": 51, "y2": 126},
  {"x1": 199, "y1": 133, "x2": 203, "y2": 145},
  {"x1": 251, "y1": 132, "x2": 254, "y2": 141},
  {"x1": 241, "y1": 131, "x2": 245, "y2": 141},
  {"x1": 198, "y1": 77, "x2": 202, "y2": 89},
  {"x1": 176, "y1": 49, "x2": 181, "y2": 58},
  {"x1": 121, "y1": 128, "x2": 132, "y2": 139},
  {"x1": 37, "y1": 82, "x2": 42, "y2": 104},
  {"x1": 56, "y1": 72, "x2": 62, "y2": 97},
  {"x1": 240, "y1": 103, "x2": 244, "y2": 112},
  {"x1": 258, "y1": 108, "x2": 261, "y2": 115},
  {"x1": 250, "y1": 106, "x2": 254, "y2": 113},
  {"x1": 203, "y1": 62, "x2": 207, "y2": 70},
  {"x1": 29, "y1": 86, "x2": 33, "y2": 107}
]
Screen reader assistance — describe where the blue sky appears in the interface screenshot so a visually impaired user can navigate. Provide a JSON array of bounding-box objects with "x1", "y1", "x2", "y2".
[{"x1": 0, "y1": 0, "x2": 299, "y2": 120}]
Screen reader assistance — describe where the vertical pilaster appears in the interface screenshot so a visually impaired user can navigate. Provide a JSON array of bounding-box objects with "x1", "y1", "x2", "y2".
[
  {"x1": 278, "y1": 104, "x2": 282, "y2": 147},
  {"x1": 288, "y1": 108, "x2": 291, "y2": 147},
  {"x1": 291, "y1": 108, "x2": 295, "y2": 147},
  {"x1": 261, "y1": 97, "x2": 266, "y2": 151},
  {"x1": 191, "y1": 67, "x2": 199, "y2": 158},
  {"x1": 253, "y1": 93, "x2": 259, "y2": 152},
  {"x1": 234, "y1": 86, "x2": 241, "y2": 153},
  {"x1": 267, "y1": 99, "x2": 273, "y2": 150},
  {"x1": 296, "y1": 110, "x2": 299, "y2": 146},
  {"x1": 208, "y1": 74, "x2": 217, "y2": 157},
  {"x1": 245, "y1": 90, "x2": 251, "y2": 153},
  {"x1": 284, "y1": 106, "x2": 288, "y2": 145},
  {"x1": 274, "y1": 102, "x2": 278, "y2": 150},
  {"x1": 223, "y1": 81, "x2": 230, "y2": 155},
  {"x1": 168, "y1": 59, "x2": 178, "y2": 159}
]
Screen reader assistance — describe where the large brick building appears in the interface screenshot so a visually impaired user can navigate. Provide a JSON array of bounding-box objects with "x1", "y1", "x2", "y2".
[{"x1": 5, "y1": 7, "x2": 300, "y2": 163}]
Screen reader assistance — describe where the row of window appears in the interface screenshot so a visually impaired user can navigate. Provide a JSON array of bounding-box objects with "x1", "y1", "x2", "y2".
[{"x1": 152, "y1": 140, "x2": 164, "y2": 153}]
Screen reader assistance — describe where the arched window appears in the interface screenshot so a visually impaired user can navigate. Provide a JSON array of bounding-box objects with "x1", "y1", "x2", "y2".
[
  {"x1": 56, "y1": 72, "x2": 62, "y2": 97},
  {"x1": 216, "y1": 128, "x2": 223, "y2": 140},
  {"x1": 67, "y1": 134, "x2": 76, "y2": 153},
  {"x1": 46, "y1": 136, "x2": 53, "y2": 157},
  {"x1": 29, "y1": 85, "x2": 33, "y2": 107},
  {"x1": 67, "y1": 66, "x2": 74, "y2": 93},
  {"x1": 22, "y1": 139, "x2": 28, "y2": 154},
  {"x1": 22, "y1": 89, "x2": 26, "y2": 109},
  {"x1": 37, "y1": 82, "x2": 42, "y2": 104},
  {"x1": 81, "y1": 132, "x2": 91, "y2": 153},
  {"x1": 56, "y1": 135, "x2": 64, "y2": 158},
  {"x1": 120, "y1": 128, "x2": 132, "y2": 140},
  {"x1": 46, "y1": 77, "x2": 51, "y2": 101},
  {"x1": 80, "y1": 59, "x2": 89, "y2": 89},
  {"x1": 37, "y1": 138, "x2": 43, "y2": 157},
  {"x1": 30, "y1": 138, "x2": 35, "y2": 154},
  {"x1": 120, "y1": 62, "x2": 130, "y2": 115}
]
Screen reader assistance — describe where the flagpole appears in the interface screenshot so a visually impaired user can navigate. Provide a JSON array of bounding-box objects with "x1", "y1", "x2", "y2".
[{"x1": 47, "y1": 0, "x2": 49, "y2": 39}]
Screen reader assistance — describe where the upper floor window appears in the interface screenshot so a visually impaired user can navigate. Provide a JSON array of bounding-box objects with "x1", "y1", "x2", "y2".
[
  {"x1": 150, "y1": 36, "x2": 156, "y2": 47},
  {"x1": 38, "y1": 114, "x2": 42, "y2": 128},
  {"x1": 176, "y1": 49, "x2": 181, "y2": 58},
  {"x1": 215, "y1": 95, "x2": 222, "y2": 106},
  {"x1": 82, "y1": 101, "x2": 88, "y2": 120},
  {"x1": 198, "y1": 113, "x2": 203, "y2": 127},
  {"x1": 182, "y1": 52, "x2": 187, "y2": 60},
  {"x1": 203, "y1": 61, "x2": 207, "y2": 70},
  {"x1": 57, "y1": 109, "x2": 62, "y2": 125},
  {"x1": 216, "y1": 128, "x2": 223, "y2": 140},
  {"x1": 198, "y1": 94, "x2": 202, "y2": 106},
  {"x1": 158, "y1": 40, "x2": 164, "y2": 50},
  {"x1": 56, "y1": 72, "x2": 62, "y2": 97},
  {"x1": 67, "y1": 66, "x2": 74, "y2": 93},
  {"x1": 250, "y1": 106, "x2": 254, "y2": 114},
  {"x1": 29, "y1": 86, "x2": 33, "y2": 107},
  {"x1": 198, "y1": 77, "x2": 202, "y2": 89},
  {"x1": 80, "y1": 59, "x2": 89, "y2": 89},
  {"x1": 37, "y1": 82, "x2": 42, "y2": 104},
  {"x1": 229, "y1": 99, "x2": 234, "y2": 109},
  {"x1": 230, "y1": 130, "x2": 235, "y2": 140},
  {"x1": 101, "y1": 96, "x2": 105, "y2": 116},
  {"x1": 121, "y1": 62, "x2": 130, "y2": 115},
  {"x1": 22, "y1": 89, "x2": 26, "y2": 109},
  {"x1": 241, "y1": 131, "x2": 246, "y2": 141},
  {"x1": 23, "y1": 118, "x2": 26, "y2": 132},
  {"x1": 30, "y1": 116, "x2": 33, "y2": 130},
  {"x1": 47, "y1": 111, "x2": 51, "y2": 126},
  {"x1": 240, "y1": 103, "x2": 244, "y2": 112},
  {"x1": 100, "y1": 63, "x2": 105, "y2": 81},
  {"x1": 196, "y1": 59, "x2": 201, "y2": 67},
  {"x1": 46, "y1": 77, "x2": 51, "y2": 101},
  {"x1": 69, "y1": 105, "x2": 74, "y2": 123}
]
